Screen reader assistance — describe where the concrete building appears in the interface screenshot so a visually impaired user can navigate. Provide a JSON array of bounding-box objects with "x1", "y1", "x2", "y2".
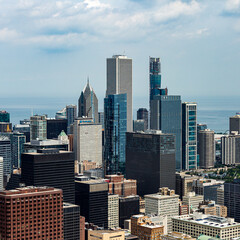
[
  {"x1": 66, "y1": 105, "x2": 77, "y2": 134},
  {"x1": 179, "y1": 204, "x2": 189, "y2": 215},
  {"x1": 182, "y1": 192, "x2": 204, "y2": 213},
  {"x1": 172, "y1": 213, "x2": 240, "y2": 240},
  {"x1": 105, "y1": 174, "x2": 137, "y2": 197},
  {"x1": 106, "y1": 55, "x2": 132, "y2": 132},
  {"x1": 221, "y1": 134, "x2": 240, "y2": 165},
  {"x1": 63, "y1": 202, "x2": 80, "y2": 240},
  {"x1": 145, "y1": 188, "x2": 179, "y2": 232},
  {"x1": 137, "y1": 108, "x2": 148, "y2": 131},
  {"x1": 88, "y1": 230, "x2": 125, "y2": 240},
  {"x1": 182, "y1": 102, "x2": 197, "y2": 170},
  {"x1": 198, "y1": 129, "x2": 215, "y2": 168},
  {"x1": 126, "y1": 131, "x2": 176, "y2": 196},
  {"x1": 0, "y1": 157, "x2": 3, "y2": 191},
  {"x1": 230, "y1": 114, "x2": 240, "y2": 134},
  {"x1": 0, "y1": 134, "x2": 11, "y2": 177},
  {"x1": 30, "y1": 115, "x2": 47, "y2": 141},
  {"x1": 217, "y1": 185, "x2": 224, "y2": 205},
  {"x1": 0, "y1": 186, "x2": 63, "y2": 240},
  {"x1": 162, "y1": 232, "x2": 195, "y2": 240},
  {"x1": 73, "y1": 118, "x2": 102, "y2": 170},
  {"x1": 108, "y1": 194, "x2": 119, "y2": 229},
  {"x1": 78, "y1": 79, "x2": 98, "y2": 123},
  {"x1": 198, "y1": 200, "x2": 227, "y2": 217},
  {"x1": 133, "y1": 120, "x2": 145, "y2": 132}
]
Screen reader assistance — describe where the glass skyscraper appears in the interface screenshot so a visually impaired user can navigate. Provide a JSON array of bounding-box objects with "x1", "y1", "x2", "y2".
[
  {"x1": 104, "y1": 93, "x2": 127, "y2": 175},
  {"x1": 0, "y1": 110, "x2": 10, "y2": 123},
  {"x1": 149, "y1": 57, "x2": 161, "y2": 100},
  {"x1": 66, "y1": 105, "x2": 77, "y2": 134},
  {"x1": 182, "y1": 102, "x2": 197, "y2": 170}
]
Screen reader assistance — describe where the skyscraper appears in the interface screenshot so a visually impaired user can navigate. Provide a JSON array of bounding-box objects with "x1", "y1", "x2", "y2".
[
  {"x1": 30, "y1": 115, "x2": 47, "y2": 141},
  {"x1": 137, "y1": 108, "x2": 148, "y2": 131},
  {"x1": 150, "y1": 95, "x2": 182, "y2": 171},
  {"x1": 149, "y1": 57, "x2": 161, "y2": 101},
  {"x1": 47, "y1": 118, "x2": 67, "y2": 139},
  {"x1": 0, "y1": 157, "x2": 3, "y2": 191},
  {"x1": 230, "y1": 114, "x2": 240, "y2": 134},
  {"x1": 78, "y1": 79, "x2": 98, "y2": 123},
  {"x1": 106, "y1": 55, "x2": 132, "y2": 132},
  {"x1": 21, "y1": 149, "x2": 75, "y2": 203},
  {"x1": 104, "y1": 93, "x2": 127, "y2": 175},
  {"x1": 182, "y1": 102, "x2": 197, "y2": 170},
  {"x1": 0, "y1": 110, "x2": 10, "y2": 122},
  {"x1": 66, "y1": 105, "x2": 77, "y2": 134},
  {"x1": 0, "y1": 135, "x2": 11, "y2": 177}
]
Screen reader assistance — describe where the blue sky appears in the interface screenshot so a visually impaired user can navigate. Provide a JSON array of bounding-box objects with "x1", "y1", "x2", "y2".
[{"x1": 0, "y1": 0, "x2": 240, "y2": 108}]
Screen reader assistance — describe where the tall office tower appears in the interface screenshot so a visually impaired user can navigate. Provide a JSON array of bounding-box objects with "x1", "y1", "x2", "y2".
[
  {"x1": 150, "y1": 95, "x2": 182, "y2": 171},
  {"x1": 56, "y1": 107, "x2": 67, "y2": 119},
  {"x1": 0, "y1": 135, "x2": 11, "y2": 177},
  {"x1": 224, "y1": 180, "x2": 240, "y2": 223},
  {"x1": 106, "y1": 55, "x2": 132, "y2": 132},
  {"x1": 0, "y1": 157, "x2": 3, "y2": 191},
  {"x1": 78, "y1": 80, "x2": 99, "y2": 123},
  {"x1": 133, "y1": 120, "x2": 145, "y2": 132},
  {"x1": 104, "y1": 94, "x2": 127, "y2": 175},
  {"x1": 10, "y1": 132, "x2": 26, "y2": 168},
  {"x1": 21, "y1": 149, "x2": 75, "y2": 203},
  {"x1": 47, "y1": 118, "x2": 67, "y2": 139},
  {"x1": 119, "y1": 195, "x2": 140, "y2": 228},
  {"x1": 0, "y1": 110, "x2": 10, "y2": 122},
  {"x1": 66, "y1": 105, "x2": 77, "y2": 134},
  {"x1": 149, "y1": 57, "x2": 161, "y2": 100},
  {"x1": 221, "y1": 134, "x2": 240, "y2": 165},
  {"x1": 230, "y1": 114, "x2": 240, "y2": 134},
  {"x1": 182, "y1": 192, "x2": 204, "y2": 214},
  {"x1": 137, "y1": 108, "x2": 148, "y2": 131},
  {"x1": 145, "y1": 188, "x2": 180, "y2": 232},
  {"x1": 182, "y1": 102, "x2": 197, "y2": 170},
  {"x1": 30, "y1": 115, "x2": 47, "y2": 141},
  {"x1": 75, "y1": 180, "x2": 108, "y2": 228},
  {"x1": 0, "y1": 122, "x2": 12, "y2": 133},
  {"x1": 0, "y1": 186, "x2": 63, "y2": 240},
  {"x1": 198, "y1": 129, "x2": 215, "y2": 168},
  {"x1": 73, "y1": 118, "x2": 102, "y2": 170},
  {"x1": 108, "y1": 194, "x2": 119, "y2": 229},
  {"x1": 98, "y1": 112, "x2": 104, "y2": 127},
  {"x1": 63, "y1": 203, "x2": 80, "y2": 240},
  {"x1": 126, "y1": 131, "x2": 176, "y2": 196}
]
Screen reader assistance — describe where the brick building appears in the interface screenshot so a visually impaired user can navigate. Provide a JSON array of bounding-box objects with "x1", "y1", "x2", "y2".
[{"x1": 0, "y1": 186, "x2": 63, "y2": 240}]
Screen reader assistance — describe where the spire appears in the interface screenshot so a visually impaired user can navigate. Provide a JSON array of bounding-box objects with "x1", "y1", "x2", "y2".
[{"x1": 87, "y1": 76, "x2": 89, "y2": 85}]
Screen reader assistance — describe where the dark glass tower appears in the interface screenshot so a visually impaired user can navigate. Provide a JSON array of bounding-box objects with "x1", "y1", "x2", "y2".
[
  {"x1": 0, "y1": 110, "x2": 10, "y2": 123},
  {"x1": 47, "y1": 119, "x2": 67, "y2": 139},
  {"x1": 21, "y1": 150, "x2": 75, "y2": 204},
  {"x1": 149, "y1": 57, "x2": 161, "y2": 100},
  {"x1": 137, "y1": 108, "x2": 148, "y2": 131},
  {"x1": 104, "y1": 93, "x2": 127, "y2": 175}
]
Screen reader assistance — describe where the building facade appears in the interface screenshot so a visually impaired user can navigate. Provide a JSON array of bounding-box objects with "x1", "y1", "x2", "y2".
[
  {"x1": 66, "y1": 105, "x2": 77, "y2": 134},
  {"x1": 47, "y1": 118, "x2": 67, "y2": 139},
  {"x1": 0, "y1": 135, "x2": 11, "y2": 177},
  {"x1": 126, "y1": 131, "x2": 176, "y2": 196},
  {"x1": 230, "y1": 114, "x2": 240, "y2": 134},
  {"x1": 133, "y1": 120, "x2": 145, "y2": 132},
  {"x1": 182, "y1": 192, "x2": 204, "y2": 214},
  {"x1": 106, "y1": 55, "x2": 132, "y2": 132},
  {"x1": 137, "y1": 108, "x2": 148, "y2": 131},
  {"x1": 0, "y1": 110, "x2": 10, "y2": 123},
  {"x1": 88, "y1": 230, "x2": 125, "y2": 240},
  {"x1": 30, "y1": 115, "x2": 47, "y2": 141},
  {"x1": 108, "y1": 194, "x2": 119, "y2": 229},
  {"x1": 0, "y1": 157, "x2": 3, "y2": 191},
  {"x1": 104, "y1": 93, "x2": 127, "y2": 175}
]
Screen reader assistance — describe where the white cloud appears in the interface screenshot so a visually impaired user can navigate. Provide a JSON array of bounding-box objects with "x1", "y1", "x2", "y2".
[
  {"x1": 0, "y1": 28, "x2": 19, "y2": 42},
  {"x1": 225, "y1": 0, "x2": 240, "y2": 12}
]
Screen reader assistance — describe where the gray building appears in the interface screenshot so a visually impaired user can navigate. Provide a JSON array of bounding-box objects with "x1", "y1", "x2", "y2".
[
  {"x1": 182, "y1": 102, "x2": 197, "y2": 170},
  {"x1": 63, "y1": 202, "x2": 80, "y2": 240},
  {"x1": 221, "y1": 134, "x2": 240, "y2": 165},
  {"x1": 106, "y1": 55, "x2": 132, "y2": 132},
  {"x1": 126, "y1": 130, "x2": 176, "y2": 196},
  {"x1": 198, "y1": 129, "x2": 215, "y2": 168},
  {"x1": 0, "y1": 135, "x2": 11, "y2": 177},
  {"x1": 137, "y1": 108, "x2": 148, "y2": 131},
  {"x1": 66, "y1": 105, "x2": 77, "y2": 134},
  {"x1": 30, "y1": 115, "x2": 47, "y2": 141},
  {"x1": 78, "y1": 79, "x2": 98, "y2": 123},
  {"x1": 230, "y1": 114, "x2": 240, "y2": 134},
  {"x1": 0, "y1": 157, "x2": 3, "y2": 191},
  {"x1": 150, "y1": 95, "x2": 182, "y2": 171},
  {"x1": 133, "y1": 120, "x2": 145, "y2": 132},
  {"x1": 108, "y1": 194, "x2": 119, "y2": 229}
]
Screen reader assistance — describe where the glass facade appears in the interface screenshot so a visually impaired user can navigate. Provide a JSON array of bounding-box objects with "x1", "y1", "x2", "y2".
[
  {"x1": 66, "y1": 105, "x2": 77, "y2": 134},
  {"x1": 30, "y1": 115, "x2": 47, "y2": 141},
  {"x1": 0, "y1": 111, "x2": 10, "y2": 123},
  {"x1": 182, "y1": 103, "x2": 197, "y2": 170},
  {"x1": 149, "y1": 57, "x2": 161, "y2": 100},
  {"x1": 104, "y1": 93, "x2": 127, "y2": 175}
]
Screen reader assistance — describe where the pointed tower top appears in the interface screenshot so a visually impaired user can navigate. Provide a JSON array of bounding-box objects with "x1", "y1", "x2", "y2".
[{"x1": 87, "y1": 76, "x2": 89, "y2": 85}]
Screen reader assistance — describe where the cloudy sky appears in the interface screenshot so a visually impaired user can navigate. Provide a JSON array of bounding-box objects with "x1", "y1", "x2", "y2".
[{"x1": 0, "y1": 0, "x2": 240, "y2": 108}]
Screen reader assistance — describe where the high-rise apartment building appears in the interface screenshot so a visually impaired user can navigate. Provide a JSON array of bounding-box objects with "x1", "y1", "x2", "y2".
[
  {"x1": 0, "y1": 157, "x2": 3, "y2": 191},
  {"x1": 30, "y1": 115, "x2": 47, "y2": 141},
  {"x1": 21, "y1": 149, "x2": 75, "y2": 204},
  {"x1": 230, "y1": 114, "x2": 240, "y2": 134},
  {"x1": 0, "y1": 110, "x2": 10, "y2": 123},
  {"x1": 0, "y1": 135, "x2": 11, "y2": 177},
  {"x1": 198, "y1": 129, "x2": 215, "y2": 168},
  {"x1": 126, "y1": 131, "x2": 176, "y2": 196},
  {"x1": 104, "y1": 93, "x2": 127, "y2": 175},
  {"x1": 47, "y1": 118, "x2": 67, "y2": 139},
  {"x1": 106, "y1": 55, "x2": 132, "y2": 132},
  {"x1": 63, "y1": 203, "x2": 80, "y2": 240},
  {"x1": 150, "y1": 95, "x2": 182, "y2": 171},
  {"x1": 78, "y1": 80, "x2": 98, "y2": 123},
  {"x1": 137, "y1": 108, "x2": 148, "y2": 131},
  {"x1": 221, "y1": 134, "x2": 240, "y2": 165},
  {"x1": 75, "y1": 180, "x2": 108, "y2": 228},
  {"x1": 0, "y1": 186, "x2": 63, "y2": 240},
  {"x1": 145, "y1": 188, "x2": 179, "y2": 232},
  {"x1": 66, "y1": 105, "x2": 77, "y2": 134},
  {"x1": 108, "y1": 194, "x2": 119, "y2": 229},
  {"x1": 182, "y1": 102, "x2": 197, "y2": 170}
]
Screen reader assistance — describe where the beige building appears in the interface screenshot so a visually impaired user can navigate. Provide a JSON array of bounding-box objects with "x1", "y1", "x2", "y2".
[
  {"x1": 199, "y1": 201, "x2": 227, "y2": 218},
  {"x1": 172, "y1": 213, "x2": 240, "y2": 240},
  {"x1": 108, "y1": 194, "x2": 119, "y2": 229},
  {"x1": 88, "y1": 230, "x2": 125, "y2": 240},
  {"x1": 161, "y1": 232, "x2": 196, "y2": 240},
  {"x1": 145, "y1": 188, "x2": 179, "y2": 232},
  {"x1": 217, "y1": 185, "x2": 224, "y2": 205},
  {"x1": 182, "y1": 192, "x2": 204, "y2": 213}
]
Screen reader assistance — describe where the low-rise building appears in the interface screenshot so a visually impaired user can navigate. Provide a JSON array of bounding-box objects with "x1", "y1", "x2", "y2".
[
  {"x1": 162, "y1": 232, "x2": 196, "y2": 240},
  {"x1": 88, "y1": 230, "x2": 125, "y2": 240},
  {"x1": 198, "y1": 200, "x2": 227, "y2": 217}
]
